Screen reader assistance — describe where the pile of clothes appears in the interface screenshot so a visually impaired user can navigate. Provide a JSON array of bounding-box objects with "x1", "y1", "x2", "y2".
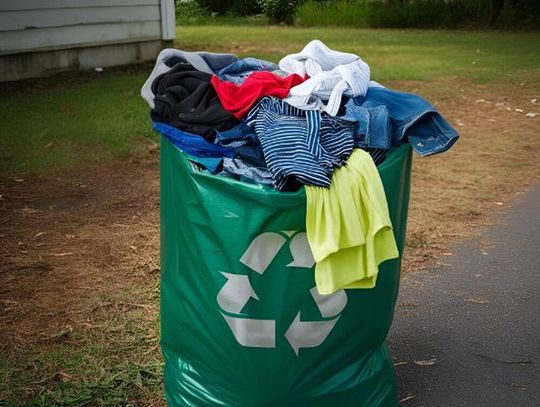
[{"x1": 141, "y1": 40, "x2": 458, "y2": 294}]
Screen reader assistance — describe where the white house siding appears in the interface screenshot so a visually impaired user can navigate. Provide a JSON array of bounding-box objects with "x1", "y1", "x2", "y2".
[{"x1": 0, "y1": 0, "x2": 175, "y2": 81}]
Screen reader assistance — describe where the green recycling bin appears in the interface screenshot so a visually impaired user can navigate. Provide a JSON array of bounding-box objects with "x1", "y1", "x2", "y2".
[{"x1": 160, "y1": 135, "x2": 412, "y2": 406}]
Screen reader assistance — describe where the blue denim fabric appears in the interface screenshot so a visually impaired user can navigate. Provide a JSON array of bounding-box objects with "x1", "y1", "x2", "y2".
[
  {"x1": 214, "y1": 121, "x2": 259, "y2": 147},
  {"x1": 221, "y1": 158, "x2": 274, "y2": 185},
  {"x1": 232, "y1": 144, "x2": 264, "y2": 166},
  {"x1": 153, "y1": 122, "x2": 235, "y2": 159},
  {"x1": 342, "y1": 102, "x2": 392, "y2": 150},
  {"x1": 347, "y1": 87, "x2": 459, "y2": 156},
  {"x1": 214, "y1": 122, "x2": 267, "y2": 167},
  {"x1": 217, "y1": 57, "x2": 279, "y2": 85}
]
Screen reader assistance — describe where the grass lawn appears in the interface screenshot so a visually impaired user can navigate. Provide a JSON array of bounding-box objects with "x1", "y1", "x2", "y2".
[
  {"x1": 175, "y1": 26, "x2": 540, "y2": 82},
  {"x1": 0, "y1": 67, "x2": 153, "y2": 175},
  {"x1": 1, "y1": 26, "x2": 539, "y2": 406}
]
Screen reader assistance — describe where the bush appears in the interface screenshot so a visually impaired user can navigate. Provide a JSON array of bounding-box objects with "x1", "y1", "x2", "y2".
[
  {"x1": 258, "y1": 0, "x2": 301, "y2": 24},
  {"x1": 230, "y1": 0, "x2": 263, "y2": 16},
  {"x1": 176, "y1": 0, "x2": 261, "y2": 19},
  {"x1": 366, "y1": 0, "x2": 488, "y2": 29},
  {"x1": 194, "y1": 0, "x2": 262, "y2": 16},
  {"x1": 176, "y1": 1, "x2": 268, "y2": 25},
  {"x1": 296, "y1": 0, "x2": 540, "y2": 29},
  {"x1": 175, "y1": 0, "x2": 209, "y2": 20},
  {"x1": 196, "y1": 0, "x2": 234, "y2": 14},
  {"x1": 296, "y1": 0, "x2": 370, "y2": 27},
  {"x1": 296, "y1": 0, "x2": 493, "y2": 28}
]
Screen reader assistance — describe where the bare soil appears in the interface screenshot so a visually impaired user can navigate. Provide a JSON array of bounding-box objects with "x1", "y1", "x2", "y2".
[{"x1": 0, "y1": 143, "x2": 160, "y2": 349}]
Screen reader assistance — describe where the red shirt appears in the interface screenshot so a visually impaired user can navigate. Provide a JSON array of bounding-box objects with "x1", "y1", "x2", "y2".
[{"x1": 211, "y1": 71, "x2": 306, "y2": 119}]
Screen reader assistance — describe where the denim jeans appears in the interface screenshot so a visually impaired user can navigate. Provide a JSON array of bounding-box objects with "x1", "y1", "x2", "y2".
[
  {"x1": 342, "y1": 102, "x2": 392, "y2": 150},
  {"x1": 221, "y1": 158, "x2": 274, "y2": 185},
  {"x1": 217, "y1": 57, "x2": 279, "y2": 85},
  {"x1": 214, "y1": 121, "x2": 259, "y2": 147},
  {"x1": 344, "y1": 87, "x2": 459, "y2": 156}
]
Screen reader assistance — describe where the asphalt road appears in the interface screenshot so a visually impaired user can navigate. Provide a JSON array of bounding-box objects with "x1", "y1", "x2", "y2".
[{"x1": 388, "y1": 184, "x2": 540, "y2": 407}]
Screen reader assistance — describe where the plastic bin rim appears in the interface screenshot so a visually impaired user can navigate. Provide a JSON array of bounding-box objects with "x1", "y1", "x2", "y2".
[{"x1": 162, "y1": 135, "x2": 411, "y2": 197}]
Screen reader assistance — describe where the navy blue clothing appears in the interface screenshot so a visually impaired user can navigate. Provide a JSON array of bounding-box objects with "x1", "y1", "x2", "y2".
[
  {"x1": 214, "y1": 121, "x2": 259, "y2": 148},
  {"x1": 154, "y1": 122, "x2": 268, "y2": 175},
  {"x1": 214, "y1": 122, "x2": 267, "y2": 168},
  {"x1": 153, "y1": 122, "x2": 234, "y2": 159}
]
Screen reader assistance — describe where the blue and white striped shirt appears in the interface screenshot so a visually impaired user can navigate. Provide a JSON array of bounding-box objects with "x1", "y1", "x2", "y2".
[{"x1": 246, "y1": 97, "x2": 357, "y2": 189}]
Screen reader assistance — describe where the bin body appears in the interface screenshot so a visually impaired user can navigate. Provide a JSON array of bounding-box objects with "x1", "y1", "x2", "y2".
[{"x1": 160, "y1": 136, "x2": 412, "y2": 406}]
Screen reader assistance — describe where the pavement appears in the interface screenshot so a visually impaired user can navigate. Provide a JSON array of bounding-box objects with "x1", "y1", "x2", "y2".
[{"x1": 388, "y1": 184, "x2": 540, "y2": 407}]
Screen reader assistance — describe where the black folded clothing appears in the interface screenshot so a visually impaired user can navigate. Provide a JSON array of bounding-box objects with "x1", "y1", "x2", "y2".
[{"x1": 151, "y1": 61, "x2": 238, "y2": 141}]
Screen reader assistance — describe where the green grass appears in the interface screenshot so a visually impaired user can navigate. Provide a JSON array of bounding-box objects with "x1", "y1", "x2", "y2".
[
  {"x1": 176, "y1": 13, "x2": 267, "y2": 26},
  {"x1": 296, "y1": 0, "x2": 371, "y2": 27},
  {"x1": 0, "y1": 27, "x2": 538, "y2": 176},
  {"x1": 0, "y1": 68, "x2": 154, "y2": 176},
  {"x1": 1, "y1": 349, "x2": 162, "y2": 406},
  {"x1": 0, "y1": 278, "x2": 163, "y2": 406},
  {"x1": 175, "y1": 26, "x2": 540, "y2": 82}
]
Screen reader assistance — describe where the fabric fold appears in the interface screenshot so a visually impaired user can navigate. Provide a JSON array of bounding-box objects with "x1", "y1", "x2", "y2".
[
  {"x1": 211, "y1": 71, "x2": 306, "y2": 119},
  {"x1": 306, "y1": 149, "x2": 399, "y2": 295},
  {"x1": 279, "y1": 40, "x2": 371, "y2": 116},
  {"x1": 141, "y1": 48, "x2": 238, "y2": 108},
  {"x1": 150, "y1": 61, "x2": 238, "y2": 140}
]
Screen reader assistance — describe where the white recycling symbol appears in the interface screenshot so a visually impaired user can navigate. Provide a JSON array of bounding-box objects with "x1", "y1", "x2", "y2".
[{"x1": 217, "y1": 231, "x2": 348, "y2": 355}]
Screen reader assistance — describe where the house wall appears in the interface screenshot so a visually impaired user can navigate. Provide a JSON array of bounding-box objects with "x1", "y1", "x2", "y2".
[{"x1": 0, "y1": 0, "x2": 175, "y2": 81}]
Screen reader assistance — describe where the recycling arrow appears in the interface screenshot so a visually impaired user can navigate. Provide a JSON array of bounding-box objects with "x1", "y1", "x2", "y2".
[
  {"x1": 287, "y1": 232, "x2": 315, "y2": 268},
  {"x1": 217, "y1": 272, "x2": 259, "y2": 314},
  {"x1": 222, "y1": 314, "x2": 275, "y2": 348},
  {"x1": 217, "y1": 231, "x2": 349, "y2": 355},
  {"x1": 310, "y1": 287, "x2": 347, "y2": 318},
  {"x1": 240, "y1": 232, "x2": 286, "y2": 274},
  {"x1": 285, "y1": 312, "x2": 340, "y2": 356},
  {"x1": 283, "y1": 288, "x2": 347, "y2": 355}
]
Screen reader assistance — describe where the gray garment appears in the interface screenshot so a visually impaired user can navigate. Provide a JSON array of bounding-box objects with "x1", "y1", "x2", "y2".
[
  {"x1": 141, "y1": 48, "x2": 238, "y2": 108},
  {"x1": 221, "y1": 158, "x2": 274, "y2": 185}
]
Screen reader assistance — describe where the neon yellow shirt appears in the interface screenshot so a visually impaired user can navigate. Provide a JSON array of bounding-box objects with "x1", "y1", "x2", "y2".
[{"x1": 306, "y1": 149, "x2": 399, "y2": 295}]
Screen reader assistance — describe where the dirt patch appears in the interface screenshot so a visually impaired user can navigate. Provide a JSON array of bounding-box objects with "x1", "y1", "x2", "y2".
[{"x1": 0, "y1": 142, "x2": 160, "y2": 350}]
